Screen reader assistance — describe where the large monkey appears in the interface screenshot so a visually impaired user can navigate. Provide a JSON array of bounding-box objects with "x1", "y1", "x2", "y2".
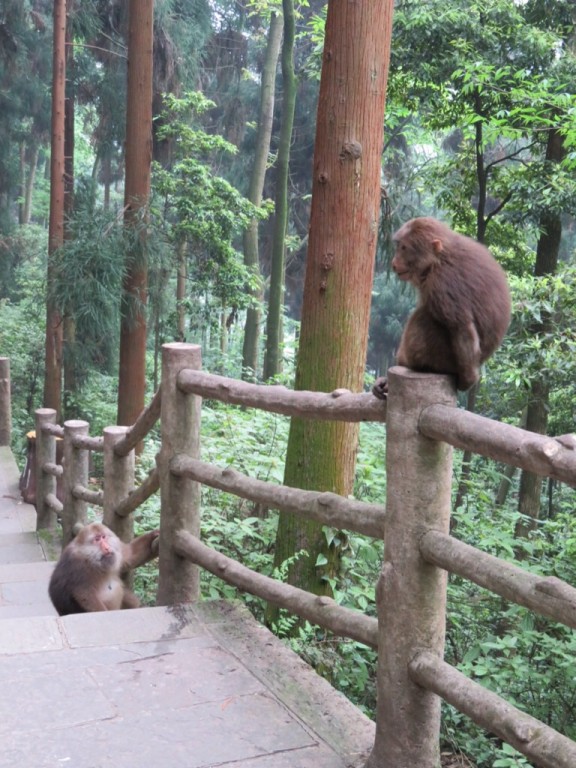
[
  {"x1": 373, "y1": 217, "x2": 511, "y2": 398},
  {"x1": 49, "y1": 522, "x2": 159, "y2": 616}
]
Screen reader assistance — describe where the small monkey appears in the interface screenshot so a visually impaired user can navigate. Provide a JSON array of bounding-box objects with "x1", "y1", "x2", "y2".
[
  {"x1": 48, "y1": 522, "x2": 159, "y2": 616},
  {"x1": 373, "y1": 217, "x2": 511, "y2": 397}
]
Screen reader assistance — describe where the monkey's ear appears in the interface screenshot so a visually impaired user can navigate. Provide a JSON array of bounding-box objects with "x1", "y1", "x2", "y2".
[{"x1": 432, "y1": 238, "x2": 443, "y2": 255}]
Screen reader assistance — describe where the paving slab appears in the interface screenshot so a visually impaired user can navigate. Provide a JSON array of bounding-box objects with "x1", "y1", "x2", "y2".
[{"x1": 0, "y1": 601, "x2": 375, "y2": 768}]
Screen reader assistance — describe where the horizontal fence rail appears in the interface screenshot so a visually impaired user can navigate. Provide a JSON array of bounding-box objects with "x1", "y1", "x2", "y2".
[
  {"x1": 178, "y1": 368, "x2": 387, "y2": 422},
  {"x1": 170, "y1": 454, "x2": 385, "y2": 539},
  {"x1": 420, "y1": 529, "x2": 576, "y2": 629},
  {"x1": 409, "y1": 652, "x2": 576, "y2": 768},
  {"x1": 420, "y1": 404, "x2": 576, "y2": 486},
  {"x1": 174, "y1": 529, "x2": 378, "y2": 648}
]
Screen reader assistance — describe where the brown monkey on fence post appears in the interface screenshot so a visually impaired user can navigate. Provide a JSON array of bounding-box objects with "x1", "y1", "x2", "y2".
[
  {"x1": 373, "y1": 217, "x2": 511, "y2": 398},
  {"x1": 49, "y1": 522, "x2": 159, "y2": 615}
]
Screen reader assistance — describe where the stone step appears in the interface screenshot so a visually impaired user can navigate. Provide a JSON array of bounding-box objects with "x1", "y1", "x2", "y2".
[
  {"x1": 0, "y1": 601, "x2": 374, "y2": 768},
  {"x1": 0, "y1": 559, "x2": 56, "y2": 619}
]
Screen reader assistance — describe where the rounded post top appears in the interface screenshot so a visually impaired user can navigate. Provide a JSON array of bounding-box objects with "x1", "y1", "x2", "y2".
[
  {"x1": 162, "y1": 342, "x2": 202, "y2": 352},
  {"x1": 103, "y1": 425, "x2": 130, "y2": 436},
  {"x1": 35, "y1": 408, "x2": 58, "y2": 417},
  {"x1": 63, "y1": 419, "x2": 90, "y2": 429},
  {"x1": 387, "y1": 365, "x2": 453, "y2": 385},
  {"x1": 386, "y1": 366, "x2": 457, "y2": 409}
]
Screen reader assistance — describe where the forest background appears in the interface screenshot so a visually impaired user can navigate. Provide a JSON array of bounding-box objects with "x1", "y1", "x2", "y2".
[{"x1": 1, "y1": 1, "x2": 576, "y2": 766}]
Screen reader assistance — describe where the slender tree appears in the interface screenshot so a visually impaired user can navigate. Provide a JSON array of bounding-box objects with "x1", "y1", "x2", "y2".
[
  {"x1": 117, "y1": 0, "x2": 153, "y2": 427},
  {"x1": 269, "y1": 0, "x2": 394, "y2": 601},
  {"x1": 44, "y1": 0, "x2": 67, "y2": 419},
  {"x1": 241, "y1": 11, "x2": 283, "y2": 380},
  {"x1": 63, "y1": 2, "x2": 76, "y2": 414},
  {"x1": 262, "y1": 0, "x2": 295, "y2": 381}
]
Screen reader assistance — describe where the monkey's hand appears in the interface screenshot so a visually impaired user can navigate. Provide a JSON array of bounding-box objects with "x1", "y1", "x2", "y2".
[{"x1": 372, "y1": 377, "x2": 388, "y2": 400}]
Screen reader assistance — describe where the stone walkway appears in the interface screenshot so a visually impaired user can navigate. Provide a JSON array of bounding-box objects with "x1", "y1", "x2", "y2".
[{"x1": 0, "y1": 446, "x2": 375, "y2": 768}]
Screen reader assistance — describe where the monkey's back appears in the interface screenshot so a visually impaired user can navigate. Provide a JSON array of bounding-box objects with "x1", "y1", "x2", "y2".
[
  {"x1": 428, "y1": 232, "x2": 511, "y2": 361},
  {"x1": 48, "y1": 551, "x2": 89, "y2": 616}
]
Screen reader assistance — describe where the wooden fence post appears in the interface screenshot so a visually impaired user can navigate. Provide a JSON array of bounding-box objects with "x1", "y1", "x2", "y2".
[
  {"x1": 103, "y1": 425, "x2": 135, "y2": 542},
  {"x1": 366, "y1": 366, "x2": 456, "y2": 768},
  {"x1": 156, "y1": 342, "x2": 202, "y2": 605},
  {"x1": 62, "y1": 420, "x2": 89, "y2": 545},
  {"x1": 35, "y1": 408, "x2": 58, "y2": 530},
  {"x1": 0, "y1": 358, "x2": 11, "y2": 446}
]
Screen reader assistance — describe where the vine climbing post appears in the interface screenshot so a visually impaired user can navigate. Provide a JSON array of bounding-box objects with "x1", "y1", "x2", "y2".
[{"x1": 366, "y1": 366, "x2": 456, "y2": 768}]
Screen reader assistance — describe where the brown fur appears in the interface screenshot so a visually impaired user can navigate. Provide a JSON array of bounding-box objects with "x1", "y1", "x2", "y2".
[
  {"x1": 373, "y1": 217, "x2": 510, "y2": 396},
  {"x1": 48, "y1": 522, "x2": 159, "y2": 616}
]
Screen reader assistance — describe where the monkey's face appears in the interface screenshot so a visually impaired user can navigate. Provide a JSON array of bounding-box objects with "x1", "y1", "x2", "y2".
[
  {"x1": 76, "y1": 523, "x2": 121, "y2": 569},
  {"x1": 391, "y1": 236, "x2": 422, "y2": 285},
  {"x1": 392, "y1": 220, "x2": 441, "y2": 288}
]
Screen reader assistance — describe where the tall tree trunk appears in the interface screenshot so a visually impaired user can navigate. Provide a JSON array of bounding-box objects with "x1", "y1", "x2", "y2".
[
  {"x1": 19, "y1": 144, "x2": 26, "y2": 226},
  {"x1": 515, "y1": 129, "x2": 564, "y2": 537},
  {"x1": 117, "y1": 0, "x2": 153, "y2": 428},
  {"x1": 242, "y1": 12, "x2": 283, "y2": 381},
  {"x1": 263, "y1": 3, "x2": 296, "y2": 382},
  {"x1": 63, "y1": 7, "x2": 76, "y2": 417},
  {"x1": 23, "y1": 145, "x2": 39, "y2": 225},
  {"x1": 176, "y1": 237, "x2": 187, "y2": 341},
  {"x1": 19, "y1": 144, "x2": 40, "y2": 225},
  {"x1": 44, "y1": 0, "x2": 67, "y2": 419},
  {"x1": 268, "y1": 0, "x2": 394, "y2": 610}
]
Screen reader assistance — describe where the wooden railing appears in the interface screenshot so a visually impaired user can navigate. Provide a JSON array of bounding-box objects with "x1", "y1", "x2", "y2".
[{"x1": 5, "y1": 342, "x2": 576, "y2": 768}]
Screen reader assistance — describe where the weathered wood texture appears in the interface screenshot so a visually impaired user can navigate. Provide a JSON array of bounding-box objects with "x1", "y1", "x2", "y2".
[
  {"x1": 420, "y1": 403, "x2": 576, "y2": 486},
  {"x1": 35, "y1": 408, "x2": 59, "y2": 529},
  {"x1": 103, "y1": 426, "x2": 135, "y2": 543},
  {"x1": 410, "y1": 652, "x2": 576, "y2": 768},
  {"x1": 62, "y1": 420, "x2": 89, "y2": 545},
  {"x1": 178, "y1": 369, "x2": 386, "y2": 422},
  {"x1": 175, "y1": 530, "x2": 378, "y2": 648},
  {"x1": 366, "y1": 367, "x2": 456, "y2": 768},
  {"x1": 171, "y1": 455, "x2": 385, "y2": 539},
  {"x1": 156, "y1": 343, "x2": 202, "y2": 605},
  {"x1": 420, "y1": 529, "x2": 576, "y2": 629}
]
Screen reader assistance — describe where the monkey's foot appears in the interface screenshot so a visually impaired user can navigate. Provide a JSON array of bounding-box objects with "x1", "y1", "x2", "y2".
[{"x1": 372, "y1": 377, "x2": 388, "y2": 400}]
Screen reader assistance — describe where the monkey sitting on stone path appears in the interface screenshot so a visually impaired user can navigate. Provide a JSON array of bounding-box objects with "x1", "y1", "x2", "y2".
[{"x1": 49, "y1": 522, "x2": 159, "y2": 616}]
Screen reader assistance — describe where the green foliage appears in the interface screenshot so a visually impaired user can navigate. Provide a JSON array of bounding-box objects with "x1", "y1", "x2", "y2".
[
  {"x1": 485, "y1": 266, "x2": 576, "y2": 425},
  {"x1": 153, "y1": 92, "x2": 269, "y2": 309},
  {"x1": 0, "y1": 227, "x2": 47, "y2": 445},
  {"x1": 449, "y1": 470, "x2": 576, "y2": 767},
  {"x1": 368, "y1": 272, "x2": 416, "y2": 377},
  {"x1": 49, "y1": 205, "x2": 126, "y2": 377}
]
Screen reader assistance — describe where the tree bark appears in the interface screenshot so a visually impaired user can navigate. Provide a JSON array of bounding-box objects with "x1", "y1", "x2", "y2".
[
  {"x1": 63, "y1": 7, "x2": 76, "y2": 415},
  {"x1": 263, "y1": 3, "x2": 296, "y2": 382},
  {"x1": 242, "y1": 12, "x2": 283, "y2": 380},
  {"x1": 269, "y1": 0, "x2": 394, "y2": 606},
  {"x1": 117, "y1": 0, "x2": 153, "y2": 428},
  {"x1": 44, "y1": 0, "x2": 67, "y2": 419}
]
